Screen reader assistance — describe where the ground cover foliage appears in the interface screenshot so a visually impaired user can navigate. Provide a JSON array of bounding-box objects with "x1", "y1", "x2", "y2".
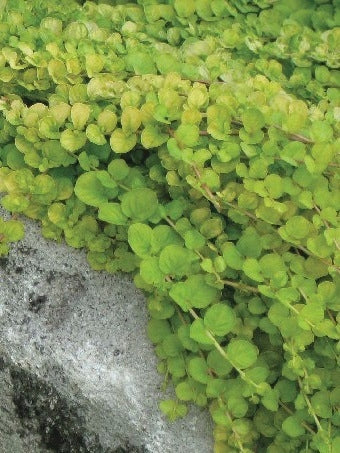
[{"x1": 0, "y1": 0, "x2": 339, "y2": 451}]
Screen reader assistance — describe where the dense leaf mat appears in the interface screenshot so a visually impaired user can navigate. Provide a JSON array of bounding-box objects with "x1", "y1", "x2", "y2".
[{"x1": 0, "y1": 1, "x2": 339, "y2": 452}]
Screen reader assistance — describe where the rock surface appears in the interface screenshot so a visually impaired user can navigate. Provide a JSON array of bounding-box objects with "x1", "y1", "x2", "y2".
[{"x1": 0, "y1": 209, "x2": 213, "y2": 453}]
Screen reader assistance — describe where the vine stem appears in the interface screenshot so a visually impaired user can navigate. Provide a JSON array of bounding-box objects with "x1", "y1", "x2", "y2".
[
  {"x1": 272, "y1": 125, "x2": 315, "y2": 144},
  {"x1": 192, "y1": 165, "x2": 222, "y2": 212},
  {"x1": 188, "y1": 308, "x2": 261, "y2": 390},
  {"x1": 175, "y1": 308, "x2": 215, "y2": 378},
  {"x1": 326, "y1": 309, "x2": 336, "y2": 326},
  {"x1": 223, "y1": 403, "x2": 246, "y2": 452},
  {"x1": 164, "y1": 216, "x2": 259, "y2": 295},
  {"x1": 222, "y1": 279, "x2": 260, "y2": 294},
  {"x1": 279, "y1": 401, "x2": 316, "y2": 435},
  {"x1": 192, "y1": 165, "x2": 339, "y2": 273},
  {"x1": 314, "y1": 204, "x2": 340, "y2": 251},
  {"x1": 298, "y1": 377, "x2": 324, "y2": 432}
]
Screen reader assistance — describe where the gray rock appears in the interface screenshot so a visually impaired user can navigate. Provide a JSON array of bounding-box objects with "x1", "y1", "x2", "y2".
[{"x1": 0, "y1": 209, "x2": 213, "y2": 453}]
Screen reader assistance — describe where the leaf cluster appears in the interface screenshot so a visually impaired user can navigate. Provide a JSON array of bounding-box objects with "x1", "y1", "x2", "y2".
[{"x1": 0, "y1": 1, "x2": 339, "y2": 452}]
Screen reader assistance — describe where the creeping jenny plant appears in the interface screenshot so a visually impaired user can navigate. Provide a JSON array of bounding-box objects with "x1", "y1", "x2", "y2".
[{"x1": 0, "y1": 0, "x2": 339, "y2": 452}]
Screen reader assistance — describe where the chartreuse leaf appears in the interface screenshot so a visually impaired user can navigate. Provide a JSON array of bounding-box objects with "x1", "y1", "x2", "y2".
[
  {"x1": 243, "y1": 258, "x2": 264, "y2": 282},
  {"x1": 159, "y1": 400, "x2": 188, "y2": 422},
  {"x1": 71, "y1": 103, "x2": 90, "y2": 130},
  {"x1": 188, "y1": 357, "x2": 210, "y2": 384},
  {"x1": 110, "y1": 129, "x2": 137, "y2": 153},
  {"x1": 222, "y1": 242, "x2": 244, "y2": 270},
  {"x1": 108, "y1": 159, "x2": 130, "y2": 181},
  {"x1": 242, "y1": 108, "x2": 265, "y2": 133},
  {"x1": 162, "y1": 333, "x2": 184, "y2": 357},
  {"x1": 98, "y1": 203, "x2": 127, "y2": 226},
  {"x1": 174, "y1": 0, "x2": 196, "y2": 17},
  {"x1": 147, "y1": 296, "x2": 174, "y2": 320},
  {"x1": 207, "y1": 349, "x2": 232, "y2": 377},
  {"x1": 128, "y1": 223, "x2": 153, "y2": 257},
  {"x1": 167, "y1": 356, "x2": 186, "y2": 378},
  {"x1": 85, "y1": 54, "x2": 104, "y2": 77},
  {"x1": 236, "y1": 228, "x2": 262, "y2": 258},
  {"x1": 86, "y1": 124, "x2": 106, "y2": 145},
  {"x1": 204, "y1": 303, "x2": 236, "y2": 336},
  {"x1": 282, "y1": 416, "x2": 305, "y2": 438},
  {"x1": 1, "y1": 219, "x2": 25, "y2": 241},
  {"x1": 60, "y1": 129, "x2": 87, "y2": 152},
  {"x1": 39, "y1": 116, "x2": 60, "y2": 139},
  {"x1": 151, "y1": 225, "x2": 182, "y2": 254},
  {"x1": 141, "y1": 124, "x2": 168, "y2": 149},
  {"x1": 78, "y1": 152, "x2": 98, "y2": 171},
  {"x1": 121, "y1": 107, "x2": 141, "y2": 134},
  {"x1": 261, "y1": 387, "x2": 280, "y2": 411},
  {"x1": 169, "y1": 275, "x2": 220, "y2": 311},
  {"x1": 259, "y1": 254, "x2": 286, "y2": 278},
  {"x1": 74, "y1": 172, "x2": 117, "y2": 207},
  {"x1": 147, "y1": 319, "x2": 171, "y2": 344},
  {"x1": 228, "y1": 396, "x2": 248, "y2": 418},
  {"x1": 190, "y1": 319, "x2": 214, "y2": 345},
  {"x1": 311, "y1": 391, "x2": 332, "y2": 419},
  {"x1": 175, "y1": 380, "x2": 195, "y2": 401},
  {"x1": 126, "y1": 51, "x2": 157, "y2": 75},
  {"x1": 121, "y1": 188, "x2": 158, "y2": 221},
  {"x1": 177, "y1": 325, "x2": 199, "y2": 352},
  {"x1": 175, "y1": 124, "x2": 200, "y2": 147},
  {"x1": 140, "y1": 257, "x2": 164, "y2": 285},
  {"x1": 184, "y1": 229, "x2": 206, "y2": 250},
  {"x1": 284, "y1": 216, "x2": 312, "y2": 240},
  {"x1": 159, "y1": 245, "x2": 196, "y2": 277},
  {"x1": 97, "y1": 110, "x2": 117, "y2": 134},
  {"x1": 227, "y1": 339, "x2": 259, "y2": 369}
]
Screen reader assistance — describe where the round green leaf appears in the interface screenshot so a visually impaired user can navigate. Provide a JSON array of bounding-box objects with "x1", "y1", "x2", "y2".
[
  {"x1": 98, "y1": 203, "x2": 127, "y2": 226},
  {"x1": 159, "y1": 399, "x2": 188, "y2": 421},
  {"x1": 282, "y1": 416, "x2": 305, "y2": 438},
  {"x1": 97, "y1": 110, "x2": 117, "y2": 134},
  {"x1": 71, "y1": 103, "x2": 90, "y2": 130},
  {"x1": 74, "y1": 172, "x2": 116, "y2": 207},
  {"x1": 110, "y1": 128, "x2": 137, "y2": 153},
  {"x1": 222, "y1": 242, "x2": 244, "y2": 270},
  {"x1": 121, "y1": 106, "x2": 142, "y2": 134},
  {"x1": 86, "y1": 124, "x2": 106, "y2": 145},
  {"x1": 204, "y1": 303, "x2": 236, "y2": 336},
  {"x1": 190, "y1": 319, "x2": 214, "y2": 345},
  {"x1": 227, "y1": 339, "x2": 259, "y2": 369},
  {"x1": 207, "y1": 349, "x2": 232, "y2": 377},
  {"x1": 140, "y1": 257, "x2": 164, "y2": 285},
  {"x1": 169, "y1": 275, "x2": 220, "y2": 311},
  {"x1": 121, "y1": 188, "x2": 158, "y2": 221},
  {"x1": 108, "y1": 159, "x2": 130, "y2": 181},
  {"x1": 128, "y1": 223, "x2": 153, "y2": 257},
  {"x1": 147, "y1": 319, "x2": 171, "y2": 344},
  {"x1": 159, "y1": 245, "x2": 195, "y2": 277},
  {"x1": 175, "y1": 381, "x2": 195, "y2": 401},
  {"x1": 175, "y1": 124, "x2": 200, "y2": 147},
  {"x1": 285, "y1": 216, "x2": 312, "y2": 240},
  {"x1": 184, "y1": 229, "x2": 206, "y2": 250},
  {"x1": 241, "y1": 108, "x2": 265, "y2": 133},
  {"x1": 188, "y1": 357, "x2": 209, "y2": 384},
  {"x1": 60, "y1": 129, "x2": 87, "y2": 152},
  {"x1": 141, "y1": 124, "x2": 169, "y2": 149},
  {"x1": 162, "y1": 334, "x2": 184, "y2": 357},
  {"x1": 2, "y1": 220, "x2": 25, "y2": 241},
  {"x1": 227, "y1": 396, "x2": 248, "y2": 418}
]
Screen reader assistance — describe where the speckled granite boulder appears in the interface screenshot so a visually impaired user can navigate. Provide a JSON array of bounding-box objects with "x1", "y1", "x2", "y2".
[{"x1": 0, "y1": 209, "x2": 213, "y2": 453}]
